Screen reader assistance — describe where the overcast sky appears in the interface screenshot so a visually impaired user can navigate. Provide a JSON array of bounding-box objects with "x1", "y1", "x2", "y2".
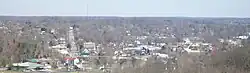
[{"x1": 0, "y1": 0, "x2": 249, "y2": 17}]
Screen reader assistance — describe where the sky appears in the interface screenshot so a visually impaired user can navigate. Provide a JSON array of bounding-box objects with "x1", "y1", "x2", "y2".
[{"x1": 0, "y1": 0, "x2": 249, "y2": 17}]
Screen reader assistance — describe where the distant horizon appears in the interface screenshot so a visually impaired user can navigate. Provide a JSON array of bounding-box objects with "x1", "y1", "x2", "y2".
[{"x1": 0, "y1": 15, "x2": 249, "y2": 18}]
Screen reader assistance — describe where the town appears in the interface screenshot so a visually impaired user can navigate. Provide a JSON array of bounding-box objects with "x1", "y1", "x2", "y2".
[{"x1": 0, "y1": 16, "x2": 250, "y2": 73}]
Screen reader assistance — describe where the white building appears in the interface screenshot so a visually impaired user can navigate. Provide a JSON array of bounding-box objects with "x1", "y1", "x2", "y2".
[
  {"x1": 84, "y1": 42, "x2": 96, "y2": 50},
  {"x1": 51, "y1": 44, "x2": 67, "y2": 50}
]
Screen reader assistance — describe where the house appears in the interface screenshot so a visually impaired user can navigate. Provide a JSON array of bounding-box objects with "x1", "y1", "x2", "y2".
[
  {"x1": 51, "y1": 44, "x2": 67, "y2": 49},
  {"x1": 235, "y1": 35, "x2": 249, "y2": 39},
  {"x1": 136, "y1": 36, "x2": 148, "y2": 40},
  {"x1": 11, "y1": 62, "x2": 50, "y2": 72},
  {"x1": 57, "y1": 49, "x2": 69, "y2": 54},
  {"x1": 138, "y1": 45, "x2": 161, "y2": 51},
  {"x1": 123, "y1": 45, "x2": 161, "y2": 56},
  {"x1": 135, "y1": 40, "x2": 141, "y2": 45},
  {"x1": 123, "y1": 45, "x2": 161, "y2": 51},
  {"x1": 183, "y1": 43, "x2": 205, "y2": 53},
  {"x1": 69, "y1": 27, "x2": 73, "y2": 30},
  {"x1": 156, "y1": 43, "x2": 166, "y2": 47},
  {"x1": 153, "y1": 53, "x2": 169, "y2": 58}
]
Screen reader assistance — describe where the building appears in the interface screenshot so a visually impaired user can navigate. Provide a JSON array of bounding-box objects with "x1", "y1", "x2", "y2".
[{"x1": 83, "y1": 42, "x2": 96, "y2": 50}]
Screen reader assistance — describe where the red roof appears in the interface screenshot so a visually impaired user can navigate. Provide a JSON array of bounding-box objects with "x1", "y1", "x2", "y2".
[{"x1": 64, "y1": 57, "x2": 76, "y2": 61}]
